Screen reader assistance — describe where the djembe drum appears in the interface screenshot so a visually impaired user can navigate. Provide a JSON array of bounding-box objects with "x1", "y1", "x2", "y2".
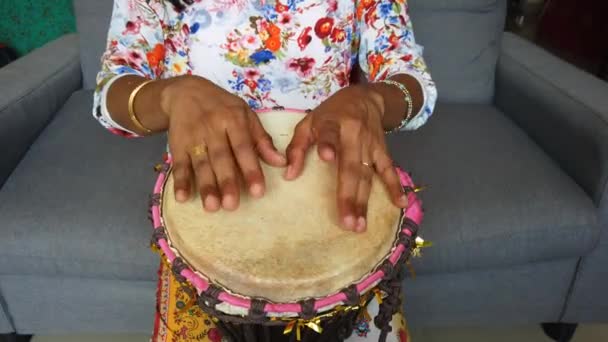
[{"x1": 149, "y1": 109, "x2": 423, "y2": 342}]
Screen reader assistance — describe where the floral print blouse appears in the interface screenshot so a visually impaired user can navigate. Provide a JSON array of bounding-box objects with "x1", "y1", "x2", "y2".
[{"x1": 93, "y1": 0, "x2": 437, "y2": 137}]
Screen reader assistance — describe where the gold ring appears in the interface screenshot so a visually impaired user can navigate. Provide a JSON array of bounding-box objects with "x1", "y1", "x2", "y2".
[{"x1": 190, "y1": 144, "x2": 207, "y2": 158}]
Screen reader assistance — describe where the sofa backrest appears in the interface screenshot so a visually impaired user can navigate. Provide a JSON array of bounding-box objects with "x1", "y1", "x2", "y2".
[
  {"x1": 74, "y1": 0, "x2": 506, "y2": 103},
  {"x1": 408, "y1": 0, "x2": 507, "y2": 103},
  {"x1": 73, "y1": 0, "x2": 113, "y2": 91}
]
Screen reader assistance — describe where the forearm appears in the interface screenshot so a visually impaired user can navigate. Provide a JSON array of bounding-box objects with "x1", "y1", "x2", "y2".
[
  {"x1": 369, "y1": 74, "x2": 424, "y2": 131},
  {"x1": 106, "y1": 75, "x2": 175, "y2": 135}
]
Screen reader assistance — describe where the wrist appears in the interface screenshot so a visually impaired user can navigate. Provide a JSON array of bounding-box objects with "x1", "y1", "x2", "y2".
[
  {"x1": 363, "y1": 83, "x2": 387, "y2": 120},
  {"x1": 159, "y1": 76, "x2": 191, "y2": 118}
]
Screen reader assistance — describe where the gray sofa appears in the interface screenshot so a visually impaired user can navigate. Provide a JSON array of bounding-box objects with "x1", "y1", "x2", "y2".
[{"x1": 1, "y1": 0, "x2": 606, "y2": 335}]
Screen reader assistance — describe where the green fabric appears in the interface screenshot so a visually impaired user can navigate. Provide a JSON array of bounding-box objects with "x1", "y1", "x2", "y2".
[{"x1": 0, "y1": 0, "x2": 76, "y2": 57}]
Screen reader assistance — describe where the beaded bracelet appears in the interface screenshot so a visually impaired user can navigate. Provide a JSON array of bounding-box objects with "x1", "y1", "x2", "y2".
[{"x1": 380, "y1": 79, "x2": 413, "y2": 134}]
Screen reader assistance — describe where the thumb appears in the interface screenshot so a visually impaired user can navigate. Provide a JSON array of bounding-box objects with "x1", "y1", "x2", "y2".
[{"x1": 249, "y1": 109, "x2": 287, "y2": 167}]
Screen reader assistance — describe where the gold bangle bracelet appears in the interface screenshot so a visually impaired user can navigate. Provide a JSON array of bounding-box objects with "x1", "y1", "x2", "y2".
[{"x1": 128, "y1": 79, "x2": 154, "y2": 134}]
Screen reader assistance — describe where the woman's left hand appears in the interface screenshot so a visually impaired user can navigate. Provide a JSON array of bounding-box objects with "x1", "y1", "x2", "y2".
[{"x1": 285, "y1": 85, "x2": 408, "y2": 232}]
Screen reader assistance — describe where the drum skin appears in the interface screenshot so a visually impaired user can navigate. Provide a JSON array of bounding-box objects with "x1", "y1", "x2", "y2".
[{"x1": 161, "y1": 110, "x2": 402, "y2": 303}]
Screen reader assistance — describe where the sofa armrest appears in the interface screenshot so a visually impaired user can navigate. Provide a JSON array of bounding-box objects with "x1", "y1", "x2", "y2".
[
  {"x1": 0, "y1": 33, "x2": 82, "y2": 186},
  {"x1": 495, "y1": 32, "x2": 608, "y2": 217}
]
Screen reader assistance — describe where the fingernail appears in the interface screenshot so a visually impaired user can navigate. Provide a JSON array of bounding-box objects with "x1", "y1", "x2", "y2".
[
  {"x1": 222, "y1": 195, "x2": 237, "y2": 211},
  {"x1": 176, "y1": 190, "x2": 188, "y2": 202},
  {"x1": 204, "y1": 196, "x2": 220, "y2": 212},
  {"x1": 357, "y1": 217, "x2": 366, "y2": 232},
  {"x1": 250, "y1": 183, "x2": 264, "y2": 198},
  {"x1": 285, "y1": 166, "x2": 293, "y2": 178},
  {"x1": 343, "y1": 215, "x2": 355, "y2": 230}
]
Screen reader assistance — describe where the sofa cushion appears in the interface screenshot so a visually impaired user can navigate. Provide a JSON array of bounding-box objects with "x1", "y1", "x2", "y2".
[
  {"x1": 0, "y1": 90, "x2": 165, "y2": 281},
  {"x1": 0, "y1": 300, "x2": 12, "y2": 333},
  {"x1": 74, "y1": 0, "x2": 506, "y2": 104},
  {"x1": 409, "y1": 0, "x2": 506, "y2": 103},
  {"x1": 388, "y1": 103, "x2": 600, "y2": 275}
]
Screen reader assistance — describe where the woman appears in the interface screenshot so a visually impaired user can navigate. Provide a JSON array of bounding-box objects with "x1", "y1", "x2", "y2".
[{"x1": 94, "y1": 0, "x2": 436, "y2": 340}]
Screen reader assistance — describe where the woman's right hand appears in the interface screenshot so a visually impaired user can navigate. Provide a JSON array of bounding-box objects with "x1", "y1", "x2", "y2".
[{"x1": 160, "y1": 75, "x2": 286, "y2": 211}]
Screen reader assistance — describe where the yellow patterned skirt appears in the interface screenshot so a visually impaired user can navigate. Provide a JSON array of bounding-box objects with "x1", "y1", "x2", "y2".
[{"x1": 151, "y1": 261, "x2": 411, "y2": 342}]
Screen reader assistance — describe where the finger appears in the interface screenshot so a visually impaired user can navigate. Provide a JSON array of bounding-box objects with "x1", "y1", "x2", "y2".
[
  {"x1": 168, "y1": 128, "x2": 192, "y2": 202},
  {"x1": 355, "y1": 143, "x2": 373, "y2": 233},
  {"x1": 337, "y1": 133, "x2": 362, "y2": 231},
  {"x1": 249, "y1": 109, "x2": 287, "y2": 167},
  {"x1": 228, "y1": 115, "x2": 265, "y2": 198},
  {"x1": 191, "y1": 153, "x2": 221, "y2": 212},
  {"x1": 285, "y1": 115, "x2": 313, "y2": 180},
  {"x1": 171, "y1": 154, "x2": 193, "y2": 203},
  {"x1": 373, "y1": 147, "x2": 407, "y2": 208},
  {"x1": 315, "y1": 120, "x2": 340, "y2": 162},
  {"x1": 207, "y1": 132, "x2": 240, "y2": 211}
]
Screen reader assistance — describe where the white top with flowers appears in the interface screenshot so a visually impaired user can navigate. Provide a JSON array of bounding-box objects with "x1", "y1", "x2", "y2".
[{"x1": 94, "y1": 0, "x2": 437, "y2": 137}]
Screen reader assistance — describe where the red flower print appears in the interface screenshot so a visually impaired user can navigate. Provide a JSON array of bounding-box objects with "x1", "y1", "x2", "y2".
[
  {"x1": 314, "y1": 17, "x2": 335, "y2": 39},
  {"x1": 256, "y1": 19, "x2": 269, "y2": 34},
  {"x1": 287, "y1": 57, "x2": 316, "y2": 77},
  {"x1": 334, "y1": 70, "x2": 348, "y2": 87},
  {"x1": 208, "y1": 328, "x2": 223, "y2": 342},
  {"x1": 275, "y1": 0, "x2": 289, "y2": 13},
  {"x1": 278, "y1": 12, "x2": 293, "y2": 25},
  {"x1": 356, "y1": 0, "x2": 375, "y2": 20},
  {"x1": 298, "y1": 27, "x2": 313, "y2": 51},
  {"x1": 164, "y1": 38, "x2": 177, "y2": 53},
  {"x1": 368, "y1": 53, "x2": 384, "y2": 80},
  {"x1": 240, "y1": 34, "x2": 260, "y2": 50},
  {"x1": 124, "y1": 21, "x2": 140, "y2": 34},
  {"x1": 182, "y1": 23, "x2": 190, "y2": 35},
  {"x1": 244, "y1": 68, "x2": 261, "y2": 80},
  {"x1": 129, "y1": 51, "x2": 142, "y2": 62},
  {"x1": 388, "y1": 32, "x2": 400, "y2": 50},
  {"x1": 265, "y1": 36, "x2": 282, "y2": 52},
  {"x1": 227, "y1": 31, "x2": 239, "y2": 42},
  {"x1": 228, "y1": 41, "x2": 239, "y2": 52},
  {"x1": 268, "y1": 23, "x2": 281, "y2": 37},
  {"x1": 328, "y1": 0, "x2": 338, "y2": 12},
  {"x1": 146, "y1": 43, "x2": 165, "y2": 69},
  {"x1": 330, "y1": 28, "x2": 346, "y2": 43},
  {"x1": 244, "y1": 79, "x2": 257, "y2": 91},
  {"x1": 401, "y1": 54, "x2": 413, "y2": 62},
  {"x1": 110, "y1": 40, "x2": 118, "y2": 47}
]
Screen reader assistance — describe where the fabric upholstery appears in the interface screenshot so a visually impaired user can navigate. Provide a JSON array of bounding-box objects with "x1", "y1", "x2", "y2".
[
  {"x1": 563, "y1": 229, "x2": 608, "y2": 323},
  {"x1": 387, "y1": 103, "x2": 599, "y2": 275},
  {"x1": 496, "y1": 32, "x2": 608, "y2": 209},
  {"x1": 0, "y1": 275, "x2": 155, "y2": 334},
  {"x1": 495, "y1": 33, "x2": 608, "y2": 324},
  {"x1": 0, "y1": 90, "x2": 165, "y2": 281},
  {"x1": 0, "y1": 33, "x2": 81, "y2": 187},
  {"x1": 404, "y1": 258, "x2": 578, "y2": 327},
  {"x1": 0, "y1": 261, "x2": 575, "y2": 333},
  {"x1": 72, "y1": 0, "x2": 113, "y2": 90},
  {"x1": 0, "y1": 295, "x2": 13, "y2": 333},
  {"x1": 408, "y1": 0, "x2": 507, "y2": 103}
]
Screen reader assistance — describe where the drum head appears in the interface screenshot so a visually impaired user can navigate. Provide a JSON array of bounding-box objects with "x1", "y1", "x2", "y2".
[{"x1": 161, "y1": 110, "x2": 401, "y2": 303}]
